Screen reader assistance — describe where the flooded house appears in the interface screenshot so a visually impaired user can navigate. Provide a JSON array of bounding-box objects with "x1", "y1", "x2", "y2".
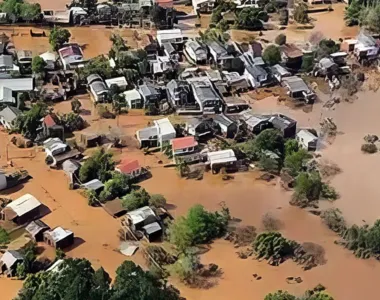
[
  {"x1": 82, "y1": 179, "x2": 104, "y2": 192},
  {"x1": 239, "y1": 110, "x2": 271, "y2": 135},
  {"x1": 17, "y1": 50, "x2": 33, "y2": 66},
  {"x1": 62, "y1": 159, "x2": 81, "y2": 189},
  {"x1": 268, "y1": 113, "x2": 297, "y2": 138},
  {"x1": 282, "y1": 76, "x2": 315, "y2": 103},
  {"x1": 25, "y1": 220, "x2": 50, "y2": 242},
  {"x1": 115, "y1": 158, "x2": 148, "y2": 180},
  {"x1": 213, "y1": 114, "x2": 238, "y2": 138},
  {"x1": 207, "y1": 149, "x2": 237, "y2": 174},
  {"x1": 123, "y1": 206, "x2": 162, "y2": 242},
  {"x1": 205, "y1": 40, "x2": 233, "y2": 68},
  {"x1": 40, "y1": 115, "x2": 64, "y2": 140},
  {"x1": 87, "y1": 74, "x2": 109, "y2": 103},
  {"x1": 0, "y1": 106, "x2": 21, "y2": 130},
  {"x1": 244, "y1": 64, "x2": 269, "y2": 88},
  {"x1": 223, "y1": 97, "x2": 249, "y2": 114},
  {"x1": 166, "y1": 79, "x2": 200, "y2": 113},
  {"x1": 192, "y1": 0, "x2": 216, "y2": 13},
  {"x1": 0, "y1": 55, "x2": 17, "y2": 73},
  {"x1": 184, "y1": 39, "x2": 207, "y2": 64},
  {"x1": 223, "y1": 71, "x2": 249, "y2": 92},
  {"x1": 1, "y1": 194, "x2": 43, "y2": 225},
  {"x1": 105, "y1": 76, "x2": 128, "y2": 91},
  {"x1": 136, "y1": 117, "x2": 176, "y2": 148},
  {"x1": 156, "y1": 29, "x2": 184, "y2": 46},
  {"x1": 123, "y1": 89, "x2": 143, "y2": 109},
  {"x1": 271, "y1": 64, "x2": 291, "y2": 83},
  {"x1": 354, "y1": 31, "x2": 379, "y2": 63},
  {"x1": 39, "y1": 51, "x2": 58, "y2": 70},
  {"x1": 187, "y1": 76, "x2": 223, "y2": 114},
  {"x1": 280, "y1": 43, "x2": 303, "y2": 68},
  {"x1": 185, "y1": 117, "x2": 218, "y2": 138},
  {"x1": 43, "y1": 227, "x2": 74, "y2": 249},
  {"x1": 138, "y1": 83, "x2": 161, "y2": 107},
  {"x1": 296, "y1": 129, "x2": 318, "y2": 151},
  {"x1": 171, "y1": 136, "x2": 199, "y2": 163},
  {"x1": 0, "y1": 77, "x2": 34, "y2": 105},
  {"x1": 162, "y1": 42, "x2": 179, "y2": 61},
  {"x1": 0, "y1": 250, "x2": 24, "y2": 277},
  {"x1": 58, "y1": 44, "x2": 84, "y2": 70}
]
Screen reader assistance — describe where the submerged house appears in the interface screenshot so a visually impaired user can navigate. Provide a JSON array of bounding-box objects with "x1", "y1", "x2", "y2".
[
  {"x1": 87, "y1": 74, "x2": 109, "y2": 103},
  {"x1": 0, "y1": 106, "x2": 21, "y2": 130},
  {"x1": 282, "y1": 76, "x2": 315, "y2": 103},
  {"x1": 239, "y1": 110, "x2": 271, "y2": 135},
  {"x1": 125, "y1": 206, "x2": 162, "y2": 242},
  {"x1": 280, "y1": 43, "x2": 303, "y2": 68},
  {"x1": 26, "y1": 220, "x2": 50, "y2": 242},
  {"x1": 0, "y1": 250, "x2": 24, "y2": 277},
  {"x1": 136, "y1": 117, "x2": 176, "y2": 148},
  {"x1": 213, "y1": 114, "x2": 238, "y2": 138},
  {"x1": 171, "y1": 136, "x2": 199, "y2": 162},
  {"x1": 184, "y1": 40, "x2": 207, "y2": 64},
  {"x1": 58, "y1": 44, "x2": 84, "y2": 70},
  {"x1": 207, "y1": 149, "x2": 237, "y2": 173},
  {"x1": 44, "y1": 227, "x2": 74, "y2": 249},
  {"x1": 296, "y1": 129, "x2": 318, "y2": 151},
  {"x1": 1, "y1": 194, "x2": 43, "y2": 225},
  {"x1": 268, "y1": 114, "x2": 297, "y2": 138}
]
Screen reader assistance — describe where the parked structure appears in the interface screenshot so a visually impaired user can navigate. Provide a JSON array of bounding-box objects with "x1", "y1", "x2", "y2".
[
  {"x1": 26, "y1": 220, "x2": 50, "y2": 242},
  {"x1": 213, "y1": 114, "x2": 238, "y2": 138},
  {"x1": 0, "y1": 106, "x2": 21, "y2": 130},
  {"x1": 58, "y1": 44, "x2": 84, "y2": 70},
  {"x1": 207, "y1": 149, "x2": 237, "y2": 173},
  {"x1": 282, "y1": 76, "x2": 315, "y2": 103},
  {"x1": 0, "y1": 250, "x2": 24, "y2": 277},
  {"x1": 44, "y1": 227, "x2": 74, "y2": 249},
  {"x1": 123, "y1": 89, "x2": 143, "y2": 108},
  {"x1": 296, "y1": 129, "x2": 318, "y2": 151},
  {"x1": 1, "y1": 194, "x2": 43, "y2": 225}
]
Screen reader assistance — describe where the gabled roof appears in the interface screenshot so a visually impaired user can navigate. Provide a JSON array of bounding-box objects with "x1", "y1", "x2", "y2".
[
  {"x1": 297, "y1": 129, "x2": 318, "y2": 143},
  {"x1": 207, "y1": 149, "x2": 236, "y2": 164},
  {"x1": 43, "y1": 114, "x2": 57, "y2": 127},
  {"x1": 283, "y1": 76, "x2": 310, "y2": 93},
  {"x1": 86, "y1": 74, "x2": 102, "y2": 85},
  {"x1": 143, "y1": 222, "x2": 162, "y2": 235},
  {"x1": 154, "y1": 118, "x2": 176, "y2": 136},
  {"x1": 123, "y1": 89, "x2": 142, "y2": 102},
  {"x1": 280, "y1": 43, "x2": 303, "y2": 58},
  {"x1": 127, "y1": 206, "x2": 157, "y2": 225},
  {"x1": 0, "y1": 106, "x2": 21, "y2": 123},
  {"x1": 45, "y1": 227, "x2": 73, "y2": 242},
  {"x1": 0, "y1": 250, "x2": 23, "y2": 269},
  {"x1": 213, "y1": 114, "x2": 235, "y2": 128},
  {"x1": 6, "y1": 194, "x2": 41, "y2": 217},
  {"x1": 25, "y1": 220, "x2": 50, "y2": 237},
  {"x1": 82, "y1": 179, "x2": 104, "y2": 191},
  {"x1": 268, "y1": 114, "x2": 296, "y2": 130},
  {"x1": 116, "y1": 158, "x2": 141, "y2": 174},
  {"x1": 171, "y1": 136, "x2": 198, "y2": 151}
]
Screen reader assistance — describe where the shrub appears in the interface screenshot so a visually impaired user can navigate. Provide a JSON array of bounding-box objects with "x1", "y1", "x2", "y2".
[
  {"x1": 168, "y1": 251, "x2": 200, "y2": 284},
  {"x1": 263, "y1": 45, "x2": 281, "y2": 66},
  {"x1": 320, "y1": 208, "x2": 346, "y2": 233},
  {"x1": 361, "y1": 143, "x2": 377, "y2": 153},
  {"x1": 258, "y1": 155, "x2": 280, "y2": 174},
  {"x1": 294, "y1": 171, "x2": 322, "y2": 202},
  {"x1": 31, "y1": 56, "x2": 46, "y2": 74},
  {"x1": 284, "y1": 149, "x2": 312, "y2": 177},
  {"x1": 149, "y1": 194, "x2": 167, "y2": 208},
  {"x1": 0, "y1": 227, "x2": 10, "y2": 245},
  {"x1": 321, "y1": 183, "x2": 339, "y2": 200},
  {"x1": 294, "y1": 2, "x2": 309, "y2": 24},
  {"x1": 275, "y1": 34, "x2": 287, "y2": 46},
  {"x1": 262, "y1": 213, "x2": 282, "y2": 231},
  {"x1": 121, "y1": 188, "x2": 150, "y2": 211}
]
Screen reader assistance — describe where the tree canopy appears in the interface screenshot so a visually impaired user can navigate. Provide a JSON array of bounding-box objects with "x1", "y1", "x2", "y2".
[
  {"x1": 263, "y1": 45, "x2": 281, "y2": 66},
  {"x1": 0, "y1": 0, "x2": 41, "y2": 22},
  {"x1": 16, "y1": 258, "x2": 181, "y2": 300},
  {"x1": 49, "y1": 27, "x2": 71, "y2": 51},
  {"x1": 14, "y1": 102, "x2": 47, "y2": 139},
  {"x1": 79, "y1": 55, "x2": 114, "y2": 80},
  {"x1": 31, "y1": 56, "x2": 46, "y2": 74},
  {"x1": 284, "y1": 149, "x2": 312, "y2": 177},
  {"x1": 0, "y1": 227, "x2": 10, "y2": 245},
  {"x1": 293, "y1": 2, "x2": 309, "y2": 24},
  {"x1": 235, "y1": 7, "x2": 268, "y2": 30},
  {"x1": 79, "y1": 148, "x2": 115, "y2": 183},
  {"x1": 121, "y1": 188, "x2": 151, "y2": 211},
  {"x1": 99, "y1": 172, "x2": 131, "y2": 202}
]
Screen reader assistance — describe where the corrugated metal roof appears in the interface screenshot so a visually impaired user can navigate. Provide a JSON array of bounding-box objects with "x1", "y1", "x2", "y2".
[
  {"x1": 154, "y1": 117, "x2": 176, "y2": 136},
  {"x1": 207, "y1": 149, "x2": 236, "y2": 164},
  {"x1": 6, "y1": 194, "x2": 41, "y2": 217},
  {"x1": 0, "y1": 77, "x2": 33, "y2": 91},
  {"x1": 143, "y1": 222, "x2": 161, "y2": 235},
  {"x1": 127, "y1": 206, "x2": 156, "y2": 225},
  {"x1": 25, "y1": 220, "x2": 50, "y2": 237},
  {"x1": 82, "y1": 179, "x2": 104, "y2": 191},
  {"x1": 0, "y1": 250, "x2": 23, "y2": 269},
  {"x1": 45, "y1": 227, "x2": 73, "y2": 242}
]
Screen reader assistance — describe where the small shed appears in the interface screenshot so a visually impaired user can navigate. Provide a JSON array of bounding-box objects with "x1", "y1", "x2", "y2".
[
  {"x1": 105, "y1": 76, "x2": 128, "y2": 91},
  {"x1": 25, "y1": 220, "x2": 50, "y2": 242},
  {"x1": 44, "y1": 227, "x2": 74, "y2": 249},
  {"x1": 213, "y1": 114, "x2": 238, "y2": 138},
  {"x1": 126, "y1": 206, "x2": 162, "y2": 242},
  {"x1": 0, "y1": 250, "x2": 24, "y2": 277},
  {"x1": 142, "y1": 222, "x2": 162, "y2": 242}
]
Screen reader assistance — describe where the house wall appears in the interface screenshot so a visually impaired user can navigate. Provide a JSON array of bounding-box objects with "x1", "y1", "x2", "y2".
[
  {"x1": 11, "y1": 206, "x2": 42, "y2": 225},
  {"x1": 56, "y1": 234, "x2": 74, "y2": 249}
]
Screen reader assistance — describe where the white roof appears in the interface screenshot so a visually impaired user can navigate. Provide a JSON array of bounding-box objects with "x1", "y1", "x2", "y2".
[
  {"x1": 47, "y1": 259, "x2": 64, "y2": 272},
  {"x1": 154, "y1": 117, "x2": 176, "y2": 136},
  {"x1": 193, "y1": 0, "x2": 215, "y2": 7},
  {"x1": 39, "y1": 51, "x2": 57, "y2": 62},
  {"x1": 330, "y1": 51, "x2": 348, "y2": 58},
  {"x1": 6, "y1": 194, "x2": 41, "y2": 217},
  {"x1": 297, "y1": 129, "x2": 318, "y2": 143},
  {"x1": 47, "y1": 227, "x2": 73, "y2": 242},
  {"x1": 207, "y1": 149, "x2": 237, "y2": 164},
  {"x1": 123, "y1": 89, "x2": 141, "y2": 102},
  {"x1": 127, "y1": 206, "x2": 156, "y2": 225},
  {"x1": 105, "y1": 76, "x2": 128, "y2": 88},
  {"x1": 0, "y1": 77, "x2": 33, "y2": 91},
  {"x1": 157, "y1": 29, "x2": 183, "y2": 45}
]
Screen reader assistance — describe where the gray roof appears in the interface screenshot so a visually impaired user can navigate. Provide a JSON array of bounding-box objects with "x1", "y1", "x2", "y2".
[
  {"x1": 25, "y1": 220, "x2": 50, "y2": 237},
  {"x1": 269, "y1": 114, "x2": 296, "y2": 130},
  {"x1": 186, "y1": 40, "x2": 206, "y2": 53},
  {"x1": 191, "y1": 80, "x2": 220, "y2": 103},
  {"x1": 91, "y1": 81, "x2": 108, "y2": 94},
  {"x1": 143, "y1": 222, "x2": 162, "y2": 235},
  {"x1": 0, "y1": 55, "x2": 13, "y2": 68},
  {"x1": 17, "y1": 50, "x2": 32, "y2": 60},
  {"x1": 283, "y1": 76, "x2": 310, "y2": 93},
  {"x1": 162, "y1": 42, "x2": 176, "y2": 55},
  {"x1": 319, "y1": 57, "x2": 336, "y2": 69},
  {"x1": 206, "y1": 40, "x2": 228, "y2": 57},
  {"x1": 137, "y1": 126, "x2": 158, "y2": 140},
  {"x1": 213, "y1": 114, "x2": 235, "y2": 127},
  {"x1": 0, "y1": 77, "x2": 33, "y2": 91},
  {"x1": 82, "y1": 179, "x2": 104, "y2": 191},
  {"x1": 139, "y1": 84, "x2": 160, "y2": 97},
  {"x1": 271, "y1": 64, "x2": 291, "y2": 76},
  {"x1": 62, "y1": 159, "x2": 81, "y2": 174},
  {"x1": 246, "y1": 64, "x2": 267, "y2": 79},
  {"x1": 87, "y1": 74, "x2": 102, "y2": 85},
  {"x1": 357, "y1": 31, "x2": 376, "y2": 47},
  {"x1": 0, "y1": 106, "x2": 21, "y2": 123}
]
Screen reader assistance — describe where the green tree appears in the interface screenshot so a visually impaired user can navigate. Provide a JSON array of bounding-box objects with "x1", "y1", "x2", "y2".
[
  {"x1": 284, "y1": 149, "x2": 312, "y2": 177},
  {"x1": 254, "y1": 129, "x2": 285, "y2": 155},
  {"x1": 294, "y1": 2, "x2": 309, "y2": 24},
  {"x1": 258, "y1": 155, "x2": 280, "y2": 174},
  {"x1": 0, "y1": 227, "x2": 10, "y2": 245},
  {"x1": 265, "y1": 290, "x2": 297, "y2": 300},
  {"x1": 361, "y1": 5, "x2": 380, "y2": 33},
  {"x1": 263, "y1": 45, "x2": 281, "y2": 66},
  {"x1": 275, "y1": 34, "x2": 287, "y2": 46},
  {"x1": 14, "y1": 102, "x2": 47, "y2": 139},
  {"x1": 168, "y1": 251, "x2": 200, "y2": 283},
  {"x1": 301, "y1": 52, "x2": 315, "y2": 72},
  {"x1": 294, "y1": 171, "x2": 323, "y2": 201},
  {"x1": 79, "y1": 148, "x2": 115, "y2": 183},
  {"x1": 31, "y1": 56, "x2": 46, "y2": 74},
  {"x1": 320, "y1": 208, "x2": 346, "y2": 233},
  {"x1": 317, "y1": 39, "x2": 340, "y2": 59},
  {"x1": 344, "y1": 0, "x2": 362, "y2": 26},
  {"x1": 19, "y1": 2, "x2": 41, "y2": 22},
  {"x1": 79, "y1": 55, "x2": 114, "y2": 80},
  {"x1": 235, "y1": 7, "x2": 268, "y2": 30},
  {"x1": 284, "y1": 139, "x2": 299, "y2": 156},
  {"x1": 59, "y1": 112, "x2": 85, "y2": 132},
  {"x1": 149, "y1": 194, "x2": 167, "y2": 208},
  {"x1": 99, "y1": 172, "x2": 131, "y2": 202},
  {"x1": 169, "y1": 217, "x2": 194, "y2": 253},
  {"x1": 71, "y1": 98, "x2": 82, "y2": 113},
  {"x1": 49, "y1": 27, "x2": 71, "y2": 51},
  {"x1": 121, "y1": 188, "x2": 151, "y2": 211}
]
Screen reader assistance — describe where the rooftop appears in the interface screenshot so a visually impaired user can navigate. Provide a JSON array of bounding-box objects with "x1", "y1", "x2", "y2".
[
  {"x1": 123, "y1": 89, "x2": 141, "y2": 102},
  {"x1": 171, "y1": 136, "x2": 198, "y2": 151},
  {"x1": 127, "y1": 206, "x2": 157, "y2": 225},
  {"x1": 143, "y1": 222, "x2": 162, "y2": 235},
  {"x1": 207, "y1": 149, "x2": 237, "y2": 164},
  {"x1": 25, "y1": 220, "x2": 50, "y2": 237},
  {"x1": 6, "y1": 194, "x2": 41, "y2": 217},
  {"x1": 0, "y1": 250, "x2": 23, "y2": 269},
  {"x1": 45, "y1": 227, "x2": 73, "y2": 242},
  {"x1": 137, "y1": 126, "x2": 158, "y2": 141},
  {"x1": 0, "y1": 106, "x2": 21, "y2": 123},
  {"x1": 269, "y1": 114, "x2": 296, "y2": 130},
  {"x1": 213, "y1": 114, "x2": 235, "y2": 127},
  {"x1": 280, "y1": 43, "x2": 303, "y2": 58},
  {"x1": 43, "y1": 114, "x2": 57, "y2": 127},
  {"x1": 105, "y1": 76, "x2": 128, "y2": 88},
  {"x1": 87, "y1": 74, "x2": 102, "y2": 85},
  {"x1": 297, "y1": 129, "x2": 318, "y2": 143},
  {"x1": 116, "y1": 158, "x2": 141, "y2": 174},
  {"x1": 283, "y1": 76, "x2": 310, "y2": 93},
  {"x1": 82, "y1": 179, "x2": 104, "y2": 191},
  {"x1": 154, "y1": 117, "x2": 176, "y2": 136}
]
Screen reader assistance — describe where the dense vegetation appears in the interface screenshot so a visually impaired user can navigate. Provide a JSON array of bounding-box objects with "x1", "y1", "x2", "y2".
[
  {"x1": 79, "y1": 148, "x2": 115, "y2": 183},
  {"x1": 0, "y1": 227, "x2": 10, "y2": 246},
  {"x1": 14, "y1": 102, "x2": 47, "y2": 139},
  {"x1": 15, "y1": 258, "x2": 181, "y2": 300},
  {"x1": 49, "y1": 27, "x2": 71, "y2": 51},
  {"x1": 0, "y1": 0, "x2": 41, "y2": 22},
  {"x1": 265, "y1": 285, "x2": 334, "y2": 300},
  {"x1": 263, "y1": 45, "x2": 281, "y2": 66},
  {"x1": 169, "y1": 204, "x2": 230, "y2": 253}
]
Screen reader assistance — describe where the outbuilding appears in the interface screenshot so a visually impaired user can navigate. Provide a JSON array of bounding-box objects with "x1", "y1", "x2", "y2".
[
  {"x1": 25, "y1": 220, "x2": 50, "y2": 242},
  {"x1": 213, "y1": 114, "x2": 238, "y2": 138},
  {"x1": 44, "y1": 227, "x2": 74, "y2": 249},
  {"x1": 1, "y1": 194, "x2": 43, "y2": 225},
  {"x1": 296, "y1": 129, "x2": 318, "y2": 151},
  {"x1": 0, "y1": 250, "x2": 24, "y2": 277},
  {"x1": 207, "y1": 149, "x2": 237, "y2": 173}
]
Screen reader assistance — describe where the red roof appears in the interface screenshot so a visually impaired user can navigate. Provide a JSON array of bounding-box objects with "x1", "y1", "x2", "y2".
[
  {"x1": 155, "y1": 0, "x2": 173, "y2": 7},
  {"x1": 171, "y1": 136, "x2": 198, "y2": 151},
  {"x1": 116, "y1": 159, "x2": 141, "y2": 174},
  {"x1": 44, "y1": 114, "x2": 57, "y2": 127},
  {"x1": 59, "y1": 45, "x2": 82, "y2": 58}
]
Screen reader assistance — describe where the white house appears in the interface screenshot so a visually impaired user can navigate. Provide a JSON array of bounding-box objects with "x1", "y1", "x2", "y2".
[
  {"x1": 207, "y1": 149, "x2": 237, "y2": 173},
  {"x1": 296, "y1": 129, "x2": 318, "y2": 151},
  {"x1": 184, "y1": 40, "x2": 207, "y2": 64},
  {"x1": 154, "y1": 117, "x2": 176, "y2": 147},
  {"x1": 156, "y1": 29, "x2": 183, "y2": 46},
  {"x1": 105, "y1": 76, "x2": 128, "y2": 91},
  {"x1": 123, "y1": 89, "x2": 143, "y2": 109},
  {"x1": 0, "y1": 106, "x2": 21, "y2": 130}
]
